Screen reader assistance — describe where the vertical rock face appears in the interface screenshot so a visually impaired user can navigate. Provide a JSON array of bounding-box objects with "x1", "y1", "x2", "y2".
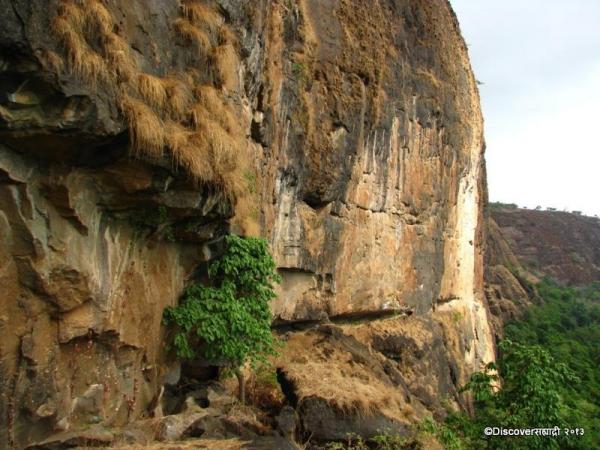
[
  {"x1": 484, "y1": 214, "x2": 535, "y2": 338},
  {"x1": 258, "y1": 0, "x2": 494, "y2": 395},
  {"x1": 0, "y1": 0, "x2": 494, "y2": 447}
]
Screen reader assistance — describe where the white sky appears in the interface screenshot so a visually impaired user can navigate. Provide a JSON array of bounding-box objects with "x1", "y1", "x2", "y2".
[{"x1": 450, "y1": 0, "x2": 600, "y2": 216}]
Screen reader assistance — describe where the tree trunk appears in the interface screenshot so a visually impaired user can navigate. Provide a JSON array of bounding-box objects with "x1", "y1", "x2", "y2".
[{"x1": 235, "y1": 368, "x2": 245, "y2": 405}]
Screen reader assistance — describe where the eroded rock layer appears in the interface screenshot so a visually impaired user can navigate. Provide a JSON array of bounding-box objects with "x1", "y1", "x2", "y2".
[{"x1": 0, "y1": 0, "x2": 493, "y2": 447}]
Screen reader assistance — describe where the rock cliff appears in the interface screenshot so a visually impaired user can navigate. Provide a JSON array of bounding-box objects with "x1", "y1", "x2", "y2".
[{"x1": 0, "y1": 0, "x2": 494, "y2": 447}]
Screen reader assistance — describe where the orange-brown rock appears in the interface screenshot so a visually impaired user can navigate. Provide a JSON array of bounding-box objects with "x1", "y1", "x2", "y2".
[{"x1": 0, "y1": 0, "x2": 494, "y2": 447}]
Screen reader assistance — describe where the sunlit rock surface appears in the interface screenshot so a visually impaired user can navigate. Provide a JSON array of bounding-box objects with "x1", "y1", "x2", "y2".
[{"x1": 0, "y1": 0, "x2": 494, "y2": 447}]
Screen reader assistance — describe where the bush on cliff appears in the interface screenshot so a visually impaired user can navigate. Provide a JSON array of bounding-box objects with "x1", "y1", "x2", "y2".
[{"x1": 163, "y1": 235, "x2": 281, "y2": 402}]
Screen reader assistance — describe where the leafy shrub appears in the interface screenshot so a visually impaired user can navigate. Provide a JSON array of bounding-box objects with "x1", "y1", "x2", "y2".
[
  {"x1": 455, "y1": 340, "x2": 578, "y2": 449},
  {"x1": 503, "y1": 280, "x2": 600, "y2": 449},
  {"x1": 163, "y1": 235, "x2": 281, "y2": 368},
  {"x1": 449, "y1": 279, "x2": 600, "y2": 449},
  {"x1": 418, "y1": 417, "x2": 463, "y2": 450}
]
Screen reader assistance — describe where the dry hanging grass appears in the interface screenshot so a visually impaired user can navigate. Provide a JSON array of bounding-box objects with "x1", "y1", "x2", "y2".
[
  {"x1": 192, "y1": 85, "x2": 239, "y2": 134},
  {"x1": 174, "y1": 18, "x2": 212, "y2": 54},
  {"x1": 181, "y1": 1, "x2": 223, "y2": 32},
  {"x1": 164, "y1": 78, "x2": 193, "y2": 119},
  {"x1": 51, "y1": 0, "x2": 250, "y2": 204},
  {"x1": 52, "y1": 4, "x2": 110, "y2": 85},
  {"x1": 189, "y1": 100, "x2": 242, "y2": 188},
  {"x1": 87, "y1": 0, "x2": 113, "y2": 36},
  {"x1": 164, "y1": 121, "x2": 191, "y2": 154},
  {"x1": 120, "y1": 96, "x2": 165, "y2": 159},
  {"x1": 56, "y1": 1, "x2": 86, "y2": 31},
  {"x1": 77, "y1": 51, "x2": 109, "y2": 84},
  {"x1": 218, "y1": 25, "x2": 238, "y2": 46},
  {"x1": 39, "y1": 49, "x2": 64, "y2": 73},
  {"x1": 102, "y1": 33, "x2": 137, "y2": 82},
  {"x1": 137, "y1": 73, "x2": 168, "y2": 109},
  {"x1": 201, "y1": 118, "x2": 239, "y2": 172},
  {"x1": 174, "y1": 133, "x2": 219, "y2": 184},
  {"x1": 213, "y1": 43, "x2": 239, "y2": 91}
]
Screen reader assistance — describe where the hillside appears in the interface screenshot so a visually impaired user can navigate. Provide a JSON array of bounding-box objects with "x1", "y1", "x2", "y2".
[{"x1": 491, "y1": 207, "x2": 600, "y2": 285}]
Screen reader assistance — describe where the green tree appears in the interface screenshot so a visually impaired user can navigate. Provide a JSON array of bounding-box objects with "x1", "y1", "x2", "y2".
[
  {"x1": 163, "y1": 235, "x2": 281, "y2": 402},
  {"x1": 503, "y1": 280, "x2": 600, "y2": 449},
  {"x1": 458, "y1": 340, "x2": 578, "y2": 449}
]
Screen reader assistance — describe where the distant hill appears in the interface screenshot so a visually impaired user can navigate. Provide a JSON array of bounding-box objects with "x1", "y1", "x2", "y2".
[
  {"x1": 491, "y1": 208, "x2": 600, "y2": 285},
  {"x1": 484, "y1": 206, "x2": 600, "y2": 338}
]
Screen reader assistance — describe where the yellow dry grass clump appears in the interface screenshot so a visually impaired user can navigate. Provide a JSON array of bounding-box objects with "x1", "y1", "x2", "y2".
[
  {"x1": 120, "y1": 96, "x2": 165, "y2": 159},
  {"x1": 181, "y1": 1, "x2": 223, "y2": 32},
  {"x1": 51, "y1": 0, "x2": 257, "y2": 233},
  {"x1": 174, "y1": 18, "x2": 213, "y2": 54},
  {"x1": 213, "y1": 43, "x2": 239, "y2": 91},
  {"x1": 193, "y1": 84, "x2": 240, "y2": 134},
  {"x1": 278, "y1": 329, "x2": 415, "y2": 422},
  {"x1": 137, "y1": 73, "x2": 168, "y2": 109},
  {"x1": 165, "y1": 78, "x2": 194, "y2": 119},
  {"x1": 86, "y1": 0, "x2": 113, "y2": 35},
  {"x1": 51, "y1": 15, "x2": 109, "y2": 85},
  {"x1": 102, "y1": 33, "x2": 137, "y2": 82},
  {"x1": 38, "y1": 49, "x2": 65, "y2": 73},
  {"x1": 108, "y1": 438, "x2": 248, "y2": 449}
]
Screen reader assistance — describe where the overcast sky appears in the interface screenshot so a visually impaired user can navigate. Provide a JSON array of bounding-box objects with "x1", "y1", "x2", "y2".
[{"x1": 450, "y1": 0, "x2": 600, "y2": 216}]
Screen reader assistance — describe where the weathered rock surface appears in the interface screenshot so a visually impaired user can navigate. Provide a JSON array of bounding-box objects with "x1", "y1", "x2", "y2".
[
  {"x1": 491, "y1": 208, "x2": 600, "y2": 285},
  {"x1": 484, "y1": 215, "x2": 536, "y2": 337},
  {"x1": 0, "y1": 0, "x2": 494, "y2": 447}
]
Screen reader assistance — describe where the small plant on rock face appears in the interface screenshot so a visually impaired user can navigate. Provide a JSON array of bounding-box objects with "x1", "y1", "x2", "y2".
[
  {"x1": 163, "y1": 235, "x2": 281, "y2": 402},
  {"x1": 371, "y1": 433, "x2": 408, "y2": 449},
  {"x1": 128, "y1": 205, "x2": 175, "y2": 241},
  {"x1": 291, "y1": 61, "x2": 310, "y2": 87}
]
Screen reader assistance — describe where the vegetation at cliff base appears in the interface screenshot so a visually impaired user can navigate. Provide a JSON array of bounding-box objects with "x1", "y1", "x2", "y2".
[
  {"x1": 163, "y1": 235, "x2": 281, "y2": 400},
  {"x1": 320, "y1": 280, "x2": 600, "y2": 450},
  {"x1": 503, "y1": 280, "x2": 600, "y2": 448},
  {"x1": 448, "y1": 279, "x2": 600, "y2": 449}
]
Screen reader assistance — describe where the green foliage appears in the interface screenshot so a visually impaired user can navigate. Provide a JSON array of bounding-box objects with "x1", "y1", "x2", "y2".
[
  {"x1": 503, "y1": 279, "x2": 600, "y2": 449},
  {"x1": 487, "y1": 202, "x2": 519, "y2": 210},
  {"x1": 324, "y1": 433, "x2": 407, "y2": 450},
  {"x1": 451, "y1": 311, "x2": 463, "y2": 325},
  {"x1": 447, "y1": 279, "x2": 600, "y2": 449},
  {"x1": 253, "y1": 362, "x2": 279, "y2": 388},
  {"x1": 370, "y1": 434, "x2": 408, "y2": 450},
  {"x1": 244, "y1": 170, "x2": 257, "y2": 194},
  {"x1": 323, "y1": 280, "x2": 600, "y2": 450},
  {"x1": 451, "y1": 339, "x2": 577, "y2": 449},
  {"x1": 163, "y1": 235, "x2": 281, "y2": 369},
  {"x1": 324, "y1": 434, "x2": 367, "y2": 450},
  {"x1": 418, "y1": 417, "x2": 463, "y2": 450},
  {"x1": 129, "y1": 205, "x2": 175, "y2": 241},
  {"x1": 292, "y1": 61, "x2": 310, "y2": 87}
]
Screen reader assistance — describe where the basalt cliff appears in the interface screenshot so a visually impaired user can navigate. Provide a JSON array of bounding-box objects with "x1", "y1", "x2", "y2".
[{"x1": 0, "y1": 1, "x2": 495, "y2": 448}]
